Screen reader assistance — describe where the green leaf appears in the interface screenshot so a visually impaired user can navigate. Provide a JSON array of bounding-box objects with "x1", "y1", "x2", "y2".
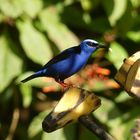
[
  {"x1": 0, "y1": 13, "x2": 4, "y2": 23},
  {"x1": 116, "y1": 1, "x2": 133, "y2": 36},
  {"x1": 103, "y1": 0, "x2": 127, "y2": 26},
  {"x1": 61, "y1": 6, "x2": 87, "y2": 28},
  {"x1": 63, "y1": 124, "x2": 77, "y2": 140},
  {"x1": 28, "y1": 108, "x2": 76, "y2": 140},
  {"x1": 131, "y1": 0, "x2": 140, "y2": 8},
  {"x1": 80, "y1": 0, "x2": 100, "y2": 11},
  {"x1": 20, "y1": 84, "x2": 32, "y2": 108},
  {"x1": 94, "y1": 97, "x2": 124, "y2": 140},
  {"x1": 28, "y1": 110, "x2": 50, "y2": 139},
  {"x1": 42, "y1": 129, "x2": 66, "y2": 140},
  {"x1": 108, "y1": 117, "x2": 126, "y2": 140},
  {"x1": 107, "y1": 41, "x2": 128, "y2": 69},
  {"x1": 0, "y1": 35, "x2": 22, "y2": 92},
  {"x1": 94, "y1": 98, "x2": 115, "y2": 123},
  {"x1": 62, "y1": 6, "x2": 110, "y2": 33},
  {"x1": 79, "y1": 126, "x2": 99, "y2": 140},
  {"x1": 0, "y1": 0, "x2": 42, "y2": 18},
  {"x1": 28, "y1": 109, "x2": 68, "y2": 140},
  {"x1": 21, "y1": 0, "x2": 43, "y2": 18},
  {"x1": 39, "y1": 7, "x2": 79, "y2": 51},
  {"x1": 64, "y1": 0, "x2": 77, "y2": 5},
  {"x1": 0, "y1": 0, "x2": 23, "y2": 18},
  {"x1": 80, "y1": 0, "x2": 94, "y2": 11},
  {"x1": 115, "y1": 91, "x2": 131, "y2": 102},
  {"x1": 122, "y1": 106, "x2": 140, "y2": 140},
  {"x1": 17, "y1": 19, "x2": 52, "y2": 65},
  {"x1": 127, "y1": 31, "x2": 140, "y2": 42},
  {"x1": 89, "y1": 17, "x2": 111, "y2": 33}
]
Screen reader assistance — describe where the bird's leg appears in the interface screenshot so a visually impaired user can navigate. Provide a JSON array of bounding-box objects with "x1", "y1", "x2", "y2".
[{"x1": 56, "y1": 79, "x2": 70, "y2": 92}]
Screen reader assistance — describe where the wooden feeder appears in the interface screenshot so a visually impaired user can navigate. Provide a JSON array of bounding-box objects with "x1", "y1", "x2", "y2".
[{"x1": 115, "y1": 51, "x2": 140, "y2": 97}]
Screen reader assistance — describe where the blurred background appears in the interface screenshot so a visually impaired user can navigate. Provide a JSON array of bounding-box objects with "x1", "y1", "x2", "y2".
[{"x1": 0, "y1": 0, "x2": 140, "y2": 140}]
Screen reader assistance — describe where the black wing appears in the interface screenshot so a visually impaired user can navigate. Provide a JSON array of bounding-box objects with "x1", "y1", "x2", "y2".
[{"x1": 41, "y1": 46, "x2": 81, "y2": 69}]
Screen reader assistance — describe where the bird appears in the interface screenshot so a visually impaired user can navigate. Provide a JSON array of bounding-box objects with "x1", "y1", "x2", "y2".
[{"x1": 21, "y1": 39, "x2": 106, "y2": 88}]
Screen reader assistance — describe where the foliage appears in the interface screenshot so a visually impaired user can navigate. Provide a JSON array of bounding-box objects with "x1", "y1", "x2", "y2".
[{"x1": 0, "y1": 0, "x2": 140, "y2": 140}]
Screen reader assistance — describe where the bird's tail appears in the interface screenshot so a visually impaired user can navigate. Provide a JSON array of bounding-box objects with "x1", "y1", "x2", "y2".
[{"x1": 21, "y1": 71, "x2": 44, "y2": 83}]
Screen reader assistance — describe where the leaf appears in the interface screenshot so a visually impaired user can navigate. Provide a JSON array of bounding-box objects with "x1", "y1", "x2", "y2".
[
  {"x1": 94, "y1": 97, "x2": 124, "y2": 140},
  {"x1": 0, "y1": 13, "x2": 4, "y2": 23},
  {"x1": 0, "y1": 0, "x2": 42, "y2": 18},
  {"x1": 17, "y1": 19, "x2": 52, "y2": 65},
  {"x1": 42, "y1": 129, "x2": 67, "y2": 140},
  {"x1": 0, "y1": 35, "x2": 22, "y2": 92},
  {"x1": 94, "y1": 98, "x2": 115, "y2": 123},
  {"x1": 89, "y1": 17, "x2": 111, "y2": 33},
  {"x1": 116, "y1": 1, "x2": 134, "y2": 36},
  {"x1": 62, "y1": 6, "x2": 111, "y2": 33},
  {"x1": 20, "y1": 84, "x2": 32, "y2": 108},
  {"x1": 21, "y1": 0, "x2": 43, "y2": 18},
  {"x1": 122, "y1": 106, "x2": 140, "y2": 140},
  {"x1": 130, "y1": 0, "x2": 140, "y2": 8},
  {"x1": 102, "y1": 0, "x2": 127, "y2": 26},
  {"x1": 28, "y1": 109, "x2": 67, "y2": 140},
  {"x1": 28, "y1": 102, "x2": 76, "y2": 140},
  {"x1": 0, "y1": 0, "x2": 23, "y2": 18},
  {"x1": 61, "y1": 6, "x2": 87, "y2": 28},
  {"x1": 63, "y1": 124, "x2": 77, "y2": 140},
  {"x1": 39, "y1": 7, "x2": 79, "y2": 51},
  {"x1": 108, "y1": 117, "x2": 126, "y2": 140},
  {"x1": 28, "y1": 110, "x2": 51, "y2": 139},
  {"x1": 107, "y1": 41, "x2": 128, "y2": 69},
  {"x1": 115, "y1": 91, "x2": 131, "y2": 102},
  {"x1": 81, "y1": 0, "x2": 100, "y2": 11},
  {"x1": 79, "y1": 126, "x2": 99, "y2": 140},
  {"x1": 64, "y1": 0, "x2": 77, "y2": 5},
  {"x1": 80, "y1": 0, "x2": 94, "y2": 11},
  {"x1": 127, "y1": 31, "x2": 140, "y2": 42}
]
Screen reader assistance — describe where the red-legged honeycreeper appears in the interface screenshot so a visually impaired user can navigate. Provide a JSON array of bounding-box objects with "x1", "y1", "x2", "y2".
[{"x1": 21, "y1": 39, "x2": 106, "y2": 87}]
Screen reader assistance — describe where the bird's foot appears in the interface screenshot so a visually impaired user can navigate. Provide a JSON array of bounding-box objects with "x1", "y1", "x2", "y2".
[{"x1": 57, "y1": 81, "x2": 72, "y2": 92}]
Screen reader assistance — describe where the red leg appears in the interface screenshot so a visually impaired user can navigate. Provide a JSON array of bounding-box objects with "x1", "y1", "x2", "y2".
[{"x1": 56, "y1": 80, "x2": 70, "y2": 92}]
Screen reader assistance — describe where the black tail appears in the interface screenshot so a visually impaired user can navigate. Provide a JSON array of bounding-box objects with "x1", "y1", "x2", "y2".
[
  {"x1": 21, "y1": 73, "x2": 39, "y2": 83},
  {"x1": 21, "y1": 69, "x2": 46, "y2": 83}
]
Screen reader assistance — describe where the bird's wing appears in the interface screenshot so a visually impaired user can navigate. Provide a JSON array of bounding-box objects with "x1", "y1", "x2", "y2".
[{"x1": 41, "y1": 46, "x2": 81, "y2": 69}]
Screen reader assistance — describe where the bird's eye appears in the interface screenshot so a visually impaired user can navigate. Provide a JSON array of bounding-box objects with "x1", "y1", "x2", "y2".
[{"x1": 86, "y1": 42, "x2": 98, "y2": 47}]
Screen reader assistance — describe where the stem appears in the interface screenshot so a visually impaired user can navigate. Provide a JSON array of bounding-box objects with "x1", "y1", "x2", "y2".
[
  {"x1": 5, "y1": 90, "x2": 20, "y2": 140},
  {"x1": 79, "y1": 115, "x2": 116, "y2": 140},
  {"x1": 5, "y1": 108, "x2": 20, "y2": 140}
]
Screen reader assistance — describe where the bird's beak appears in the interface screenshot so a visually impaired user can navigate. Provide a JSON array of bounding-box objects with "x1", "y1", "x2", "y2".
[
  {"x1": 98, "y1": 43, "x2": 106, "y2": 48},
  {"x1": 97, "y1": 43, "x2": 112, "y2": 52}
]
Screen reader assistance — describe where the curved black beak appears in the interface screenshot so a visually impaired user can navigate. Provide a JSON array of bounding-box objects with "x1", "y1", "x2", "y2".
[
  {"x1": 98, "y1": 43, "x2": 106, "y2": 48},
  {"x1": 97, "y1": 43, "x2": 112, "y2": 52}
]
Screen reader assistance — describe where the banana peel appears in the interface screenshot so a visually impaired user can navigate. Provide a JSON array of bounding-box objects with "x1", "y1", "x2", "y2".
[{"x1": 42, "y1": 87, "x2": 101, "y2": 132}]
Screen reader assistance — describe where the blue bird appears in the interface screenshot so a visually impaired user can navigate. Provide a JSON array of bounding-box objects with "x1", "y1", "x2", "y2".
[{"x1": 21, "y1": 39, "x2": 105, "y2": 87}]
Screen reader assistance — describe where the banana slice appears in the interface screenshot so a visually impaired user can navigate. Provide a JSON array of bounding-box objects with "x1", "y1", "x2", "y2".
[{"x1": 115, "y1": 51, "x2": 140, "y2": 97}]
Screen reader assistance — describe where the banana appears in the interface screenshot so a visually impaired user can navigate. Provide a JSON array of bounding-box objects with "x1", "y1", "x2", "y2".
[{"x1": 42, "y1": 87, "x2": 101, "y2": 132}]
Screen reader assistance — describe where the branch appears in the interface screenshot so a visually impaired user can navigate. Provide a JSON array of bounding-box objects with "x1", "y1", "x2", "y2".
[{"x1": 79, "y1": 115, "x2": 116, "y2": 140}]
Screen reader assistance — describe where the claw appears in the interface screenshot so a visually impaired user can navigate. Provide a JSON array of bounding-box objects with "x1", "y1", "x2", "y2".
[{"x1": 56, "y1": 80, "x2": 70, "y2": 92}]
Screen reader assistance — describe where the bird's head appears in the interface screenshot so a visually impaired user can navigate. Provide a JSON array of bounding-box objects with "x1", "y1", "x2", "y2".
[{"x1": 80, "y1": 39, "x2": 106, "y2": 53}]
